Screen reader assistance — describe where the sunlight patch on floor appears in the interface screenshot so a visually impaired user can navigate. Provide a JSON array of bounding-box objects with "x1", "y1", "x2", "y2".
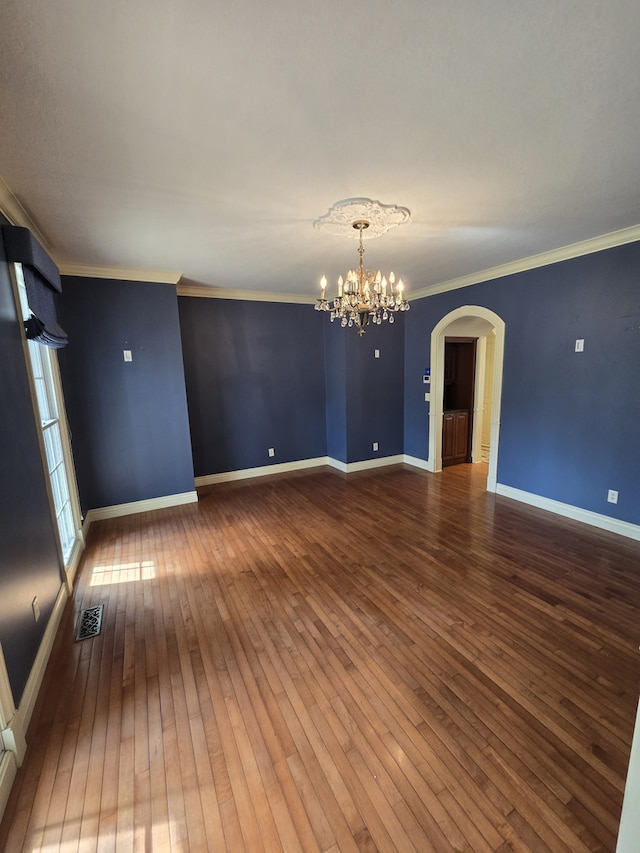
[{"x1": 89, "y1": 560, "x2": 156, "y2": 586}]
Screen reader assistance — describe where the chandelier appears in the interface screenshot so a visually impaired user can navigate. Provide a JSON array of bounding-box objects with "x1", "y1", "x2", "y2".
[{"x1": 314, "y1": 219, "x2": 410, "y2": 336}]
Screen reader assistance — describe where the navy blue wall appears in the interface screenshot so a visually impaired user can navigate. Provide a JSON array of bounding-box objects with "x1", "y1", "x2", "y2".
[
  {"x1": 405, "y1": 241, "x2": 640, "y2": 525},
  {"x1": 58, "y1": 277, "x2": 195, "y2": 511},
  {"x1": 344, "y1": 320, "x2": 405, "y2": 463},
  {"x1": 178, "y1": 298, "x2": 327, "y2": 475},
  {"x1": 0, "y1": 225, "x2": 62, "y2": 705},
  {"x1": 324, "y1": 323, "x2": 347, "y2": 463}
]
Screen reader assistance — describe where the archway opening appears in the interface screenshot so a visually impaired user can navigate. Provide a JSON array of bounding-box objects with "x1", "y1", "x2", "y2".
[{"x1": 428, "y1": 306, "x2": 505, "y2": 492}]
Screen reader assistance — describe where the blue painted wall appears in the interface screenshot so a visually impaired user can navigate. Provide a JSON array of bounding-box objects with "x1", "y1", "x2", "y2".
[
  {"x1": 58, "y1": 277, "x2": 195, "y2": 511},
  {"x1": 0, "y1": 224, "x2": 62, "y2": 705},
  {"x1": 404, "y1": 241, "x2": 640, "y2": 525},
  {"x1": 178, "y1": 298, "x2": 327, "y2": 475},
  {"x1": 324, "y1": 323, "x2": 347, "y2": 463},
  {"x1": 344, "y1": 320, "x2": 405, "y2": 463}
]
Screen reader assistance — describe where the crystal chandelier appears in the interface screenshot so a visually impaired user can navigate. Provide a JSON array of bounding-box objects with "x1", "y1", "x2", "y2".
[{"x1": 314, "y1": 219, "x2": 410, "y2": 336}]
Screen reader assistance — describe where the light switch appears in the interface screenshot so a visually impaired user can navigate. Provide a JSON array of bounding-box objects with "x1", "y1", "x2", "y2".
[
  {"x1": 374, "y1": 349, "x2": 380, "y2": 359},
  {"x1": 123, "y1": 350, "x2": 132, "y2": 362},
  {"x1": 574, "y1": 339, "x2": 584, "y2": 353}
]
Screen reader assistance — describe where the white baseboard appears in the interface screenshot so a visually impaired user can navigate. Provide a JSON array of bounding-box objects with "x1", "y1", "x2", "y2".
[
  {"x1": 196, "y1": 454, "x2": 412, "y2": 484},
  {"x1": 339, "y1": 454, "x2": 405, "y2": 473},
  {"x1": 327, "y1": 455, "x2": 405, "y2": 474},
  {"x1": 402, "y1": 454, "x2": 433, "y2": 473},
  {"x1": 195, "y1": 457, "x2": 331, "y2": 486},
  {"x1": 85, "y1": 490, "x2": 198, "y2": 524},
  {"x1": 0, "y1": 750, "x2": 17, "y2": 825},
  {"x1": 496, "y1": 484, "x2": 640, "y2": 542},
  {"x1": 9, "y1": 580, "x2": 69, "y2": 771}
]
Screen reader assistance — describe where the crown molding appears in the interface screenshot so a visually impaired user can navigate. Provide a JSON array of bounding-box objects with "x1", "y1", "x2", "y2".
[
  {"x1": 410, "y1": 223, "x2": 640, "y2": 301},
  {"x1": 177, "y1": 282, "x2": 316, "y2": 303},
  {"x1": 4, "y1": 161, "x2": 639, "y2": 303},
  {"x1": 0, "y1": 174, "x2": 56, "y2": 259},
  {"x1": 59, "y1": 263, "x2": 182, "y2": 284},
  {"x1": 1, "y1": 174, "x2": 183, "y2": 285}
]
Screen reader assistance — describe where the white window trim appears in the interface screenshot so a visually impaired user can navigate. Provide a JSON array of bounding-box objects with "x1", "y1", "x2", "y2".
[{"x1": 9, "y1": 263, "x2": 84, "y2": 588}]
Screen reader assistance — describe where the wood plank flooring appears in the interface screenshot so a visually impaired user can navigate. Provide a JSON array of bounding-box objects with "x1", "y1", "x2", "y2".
[{"x1": 1, "y1": 463, "x2": 639, "y2": 852}]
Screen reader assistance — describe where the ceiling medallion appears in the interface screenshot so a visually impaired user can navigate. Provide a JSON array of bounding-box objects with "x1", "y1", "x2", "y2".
[
  {"x1": 313, "y1": 197, "x2": 411, "y2": 239},
  {"x1": 313, "y1": 198, "x2": 411, "y2": 336}
]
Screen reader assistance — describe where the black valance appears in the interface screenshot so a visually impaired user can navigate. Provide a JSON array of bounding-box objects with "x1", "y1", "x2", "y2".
[{"x1": 1, "y1": 225, "x2": 68, "y2": 348}]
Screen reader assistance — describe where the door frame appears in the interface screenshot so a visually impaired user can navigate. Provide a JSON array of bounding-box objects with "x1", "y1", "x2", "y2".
[{"x1": 428, "y1": 306, "x2": 505, "y2": 491}]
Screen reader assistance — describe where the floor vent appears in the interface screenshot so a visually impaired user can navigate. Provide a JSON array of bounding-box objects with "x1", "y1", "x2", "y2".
[{"x1": 75, "y1": 604, "x2": 104, "y2": 641}]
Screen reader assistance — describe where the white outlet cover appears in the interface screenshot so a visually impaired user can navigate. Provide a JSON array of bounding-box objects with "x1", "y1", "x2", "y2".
[
  {"x1": 374, "y1": 349, "x2": 380, "y2": 358},
  {"x1": 607, "y1": 489, "x2": 618, "y2": 504}
]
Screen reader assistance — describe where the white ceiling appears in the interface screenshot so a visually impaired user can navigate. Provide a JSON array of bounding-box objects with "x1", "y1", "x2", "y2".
[{"x1": 1, "y1": 1, "x2": 640, "y2": 298}]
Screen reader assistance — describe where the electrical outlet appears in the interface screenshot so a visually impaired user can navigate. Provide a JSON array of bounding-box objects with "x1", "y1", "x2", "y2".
[
  {"x1": 607, "y1": 489, "x2": 618, "y2": 504},
  {"x1": 32, "y1": 596, "x2": 40, "y2": 622},
  {"x1": 372, "y1": 442, "x2": 379, "y2": 452},
  {"x1": 268, "y1": 447, "x2": 275, "y2": 457}
]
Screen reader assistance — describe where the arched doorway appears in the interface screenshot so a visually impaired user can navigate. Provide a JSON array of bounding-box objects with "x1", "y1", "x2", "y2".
[{"x1": 428, "y1": 306, "x2": 505, "y2": 492}]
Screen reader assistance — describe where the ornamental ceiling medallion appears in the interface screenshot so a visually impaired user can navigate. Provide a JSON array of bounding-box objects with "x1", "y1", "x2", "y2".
[{"x1": 313, "y1": 198, "x2": 411, "y2": 239}]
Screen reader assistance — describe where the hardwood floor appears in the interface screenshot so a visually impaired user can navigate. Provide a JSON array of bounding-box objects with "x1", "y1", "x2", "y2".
[{"x1": 1, "y1": 463, "x2": 639, "y2": 852}]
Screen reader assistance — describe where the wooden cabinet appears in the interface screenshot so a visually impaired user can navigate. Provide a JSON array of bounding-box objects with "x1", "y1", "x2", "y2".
[{"x1": 442, "y1": 409, "x2": 470, "y2": 467}]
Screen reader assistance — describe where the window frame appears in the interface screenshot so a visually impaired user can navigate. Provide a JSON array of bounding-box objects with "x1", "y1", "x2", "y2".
[{"x1": 10, "y1": 263, "x2": 84, "y2": 586}]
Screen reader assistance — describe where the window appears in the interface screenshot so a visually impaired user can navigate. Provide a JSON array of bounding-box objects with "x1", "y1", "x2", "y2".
[{"x1": 13, "y1": 264, "x2": 82, "y2": 569}]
